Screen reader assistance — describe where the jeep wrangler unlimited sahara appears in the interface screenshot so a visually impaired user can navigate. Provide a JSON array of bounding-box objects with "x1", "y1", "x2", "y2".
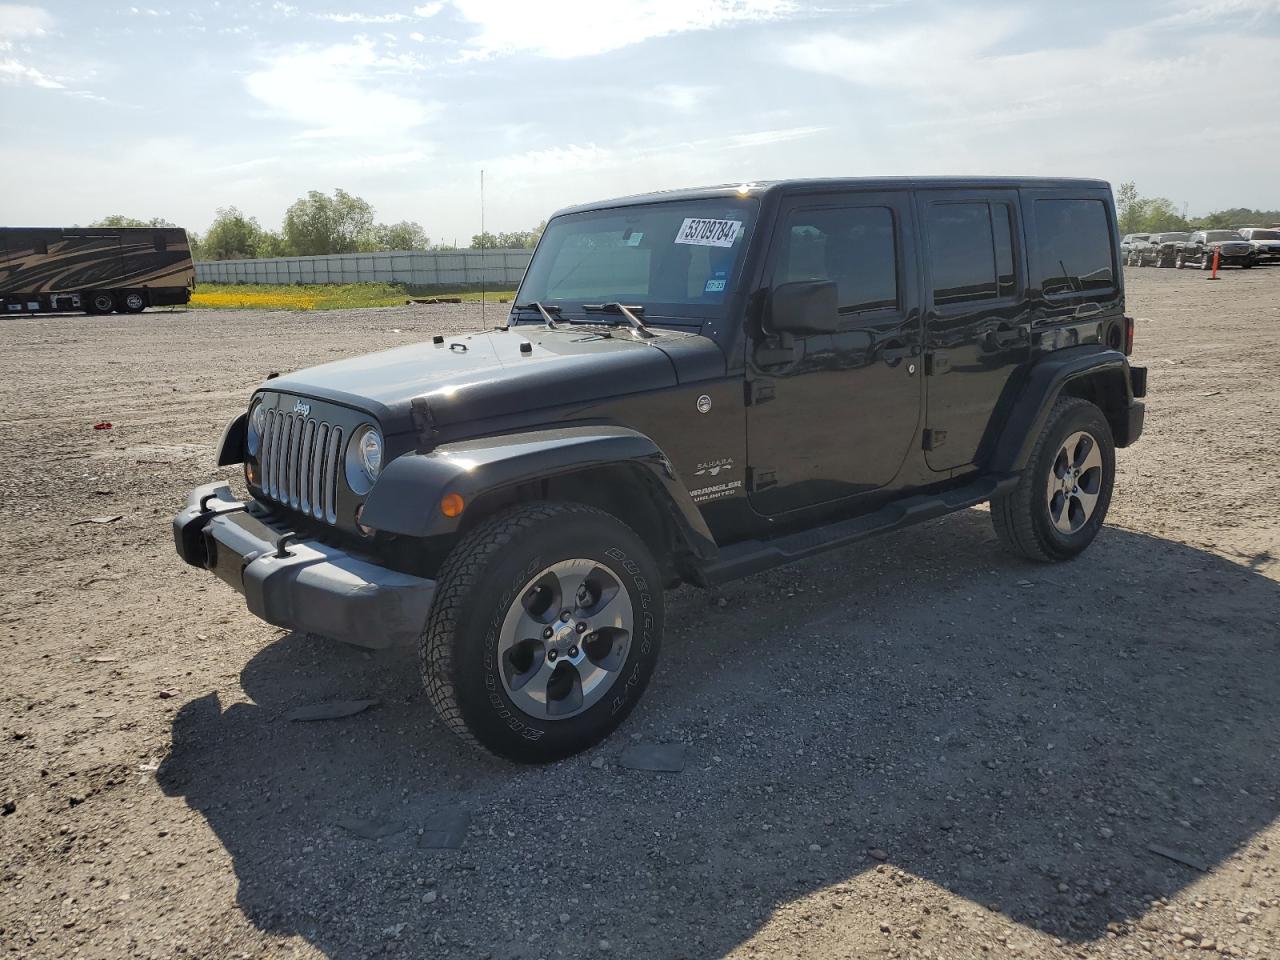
[{"x1": 175, "y1": 177, "x2": 1146, "y2": 763}]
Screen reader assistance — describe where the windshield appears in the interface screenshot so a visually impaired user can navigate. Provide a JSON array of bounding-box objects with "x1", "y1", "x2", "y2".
[
  {"x1": 515, "y1": 198, "x2": 758, "y2": 325},
  {"x1": 1205, "y1": 230, "x2": 1243, "y2": 241},
  {"x1": 1247, "y1": 229, "x2": 1280, "y2": 240}
]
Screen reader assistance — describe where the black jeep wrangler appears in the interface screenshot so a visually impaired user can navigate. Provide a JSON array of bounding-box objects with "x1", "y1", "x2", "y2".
[{"x1": 175, "y1": 177, "x2": 1147, "y2": 762}]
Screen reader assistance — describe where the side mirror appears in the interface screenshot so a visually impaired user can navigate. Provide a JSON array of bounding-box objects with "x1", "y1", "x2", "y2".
[{"x1": 767, "y1": 280, "x2": 839, "y2": 335}]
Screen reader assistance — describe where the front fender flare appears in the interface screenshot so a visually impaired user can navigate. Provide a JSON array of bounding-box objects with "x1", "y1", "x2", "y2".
[{"x1": 359, "y1": 424, "x2": 716, "y2": 557}]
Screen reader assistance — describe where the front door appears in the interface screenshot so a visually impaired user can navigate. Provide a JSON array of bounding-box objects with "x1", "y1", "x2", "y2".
[
  {"x1": 918, "y1": 190, "x2": 1031, "y2": 471},
  {"x1": 745, "y1": 191, "x2": 922, "y2": 516}
]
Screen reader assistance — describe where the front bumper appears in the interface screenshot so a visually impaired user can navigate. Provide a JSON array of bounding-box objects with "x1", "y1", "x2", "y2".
[{"x1": 173, "y1": 482, "x2": 435, "y2": 649}]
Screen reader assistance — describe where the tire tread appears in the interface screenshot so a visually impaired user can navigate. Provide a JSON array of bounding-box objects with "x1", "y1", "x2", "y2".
[
  {"x1": 990, "y1": 396, "x2": 1102, "y2": 563},
  {"x1": 420, "y1": 500, "x2": 627, "y2": 749}
]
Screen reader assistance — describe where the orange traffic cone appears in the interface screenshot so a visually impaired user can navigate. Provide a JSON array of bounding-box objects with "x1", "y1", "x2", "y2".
[{"x1": 1208, "y1": 248, "x2": 1220, "y2": 280}]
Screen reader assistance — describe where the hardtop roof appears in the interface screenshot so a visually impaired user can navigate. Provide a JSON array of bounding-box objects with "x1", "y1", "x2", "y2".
[{"x1": 553, "y1": 176, "x2": 1112, "y2": 217}]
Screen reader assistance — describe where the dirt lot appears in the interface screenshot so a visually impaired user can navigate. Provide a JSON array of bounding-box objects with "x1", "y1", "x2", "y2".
[{"x1": 2, "y1": 267, "x2": 1278, "y2": 960}]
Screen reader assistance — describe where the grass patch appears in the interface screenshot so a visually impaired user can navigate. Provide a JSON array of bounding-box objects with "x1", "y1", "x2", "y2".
[{"x1": 191, "y1": 282, "x2": 517, "y2": 311}]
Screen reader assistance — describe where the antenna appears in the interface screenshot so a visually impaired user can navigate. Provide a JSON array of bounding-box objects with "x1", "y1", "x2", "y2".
[{"x1": 480, "y1": 168, "x2": 485, "y2": 325}]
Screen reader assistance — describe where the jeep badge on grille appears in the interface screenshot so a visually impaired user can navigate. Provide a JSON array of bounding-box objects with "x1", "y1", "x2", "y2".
[{"x1": 292, "y1": 399, "x2": 311, "y2": 417}]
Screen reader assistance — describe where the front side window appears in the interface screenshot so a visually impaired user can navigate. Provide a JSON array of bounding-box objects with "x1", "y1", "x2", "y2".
[
  {"x1": 516, "y1": 199, "x2": 757, "y2": 322},
  {"x1": 775, "y1": 205, "x2": 898, "y2": 313},
  {"x1": 1032, "y1": 199, "x2": 1116, "y2": 296},
  {"x1": 925, "y1": 201, "x2": 1017, "y2": 306}
]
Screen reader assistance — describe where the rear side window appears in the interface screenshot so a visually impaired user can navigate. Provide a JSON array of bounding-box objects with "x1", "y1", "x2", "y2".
[
  {"x1": 1033, "y1": 199, "x2": 1115, "y2": 296},
  {"x1": 778, "y1": 206, "x2": 898, "y2": 313},
  {"x1": 925, "y1": 201, "x2": 1016, "y2": 306}
]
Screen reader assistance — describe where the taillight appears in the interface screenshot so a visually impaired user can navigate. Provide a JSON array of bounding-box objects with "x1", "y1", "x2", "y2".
[{"x1": 1124, "y1": 315, "x2": 1134, "y2": 355}]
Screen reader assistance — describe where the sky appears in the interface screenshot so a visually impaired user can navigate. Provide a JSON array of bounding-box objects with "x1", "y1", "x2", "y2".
[{"x1": 1, "y1": 0, "x2": 1278, "y2": 242}]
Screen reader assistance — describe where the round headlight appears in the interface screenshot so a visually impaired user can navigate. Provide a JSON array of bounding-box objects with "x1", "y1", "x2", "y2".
[
  {"x1": 345, "y1": 425, "x2": 383, "y2": 495},
  {"x1": 246, "y1": 402, "x2": 267, "y2": 458}
]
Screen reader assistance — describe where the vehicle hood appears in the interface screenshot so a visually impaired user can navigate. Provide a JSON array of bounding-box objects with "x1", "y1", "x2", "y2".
[{"x1": 263, "y1": 325, "x2": 725, "y2": 435}]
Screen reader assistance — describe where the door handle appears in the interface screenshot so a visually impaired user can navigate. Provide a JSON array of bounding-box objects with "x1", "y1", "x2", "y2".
[{"x1": 879, "y1": 339, "x2": 910, "y2": 367}]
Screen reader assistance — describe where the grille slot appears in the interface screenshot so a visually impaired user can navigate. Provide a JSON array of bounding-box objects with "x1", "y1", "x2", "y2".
[{"x1": 258, "y1": 406, "x2": 343, "y2": 525}]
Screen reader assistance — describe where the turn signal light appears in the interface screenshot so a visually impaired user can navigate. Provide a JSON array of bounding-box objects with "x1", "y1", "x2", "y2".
[{"x1": 440, "y1": 493, "x2": 465, "y2": 518}]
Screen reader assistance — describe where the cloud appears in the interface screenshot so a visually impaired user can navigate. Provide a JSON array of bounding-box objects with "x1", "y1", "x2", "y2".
[
  {"x1": 0, "y1": 5, "x2": 60, "y2": 87},
  {"x1": 413, "y1": 2, "x2": 444, "y2": 15},
  {"x1": 0, "y1": 55, "x2": 60, "y2": 87},
  {"x1": 319, "y1": 11, "x2": 411, "y2": 24},
  {"x1": 449, "y1": 0, "x2": 795, "y2": 58},
  {"x1": 0, "y1": 2, "x2": 52, "y2": 50},
  {"x1": 244, "y1": 38, "x2": 438, "y2": 142}
]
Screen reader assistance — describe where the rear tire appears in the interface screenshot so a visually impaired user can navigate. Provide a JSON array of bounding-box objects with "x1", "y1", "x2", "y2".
[
  {"x1": 421, "y1": 501, "x2": 664, "y2": 763},
  {"x1": 119, "y1": 292, "x2": 146, "y2": 313},
  {"x1": 990, "y1": 397, "x2": 1115, "y2": 563},
  {"x1": 85, "y1": 291, "x2": 115, "y2": 314}
]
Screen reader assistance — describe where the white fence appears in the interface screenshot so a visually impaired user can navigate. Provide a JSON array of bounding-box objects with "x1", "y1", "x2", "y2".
[{"x1": 194, "y1": 248, "x2": 533, "y2": 287}]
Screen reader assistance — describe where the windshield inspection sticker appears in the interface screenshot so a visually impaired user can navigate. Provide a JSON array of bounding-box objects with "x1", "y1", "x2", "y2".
[
  {"x1": 704, "y1": 279, "x2": 726, "y2": 293},
  {"x1": 675, "y1": 218, "x2": 743, "y2": 248},
  {"x1": 624, "y1": 231, "x2": 644, "y2": 246}
]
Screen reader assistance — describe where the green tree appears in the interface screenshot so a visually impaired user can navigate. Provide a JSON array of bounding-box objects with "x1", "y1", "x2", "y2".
[
  {"x1": 200, "y1": 206, "x2": 266, "y2": 261},
  {"x1": 371, "y1": 220, "x2": 429, "y2": 251},
  {"x1": 282, "y1": 188, "x2": 376, "y2": 256},
  {"x1": 1190, "y1": 207, "x2": 1280, "y2": 230},
  {"x1": 255, "y1": 230, "x2": 290, "y2": 258},
  {"x1": 91, "y1": 215, "x2": 176, "y2": 228},
  {"x1": 470, "y1": 231, "x2": 500, "y2": 249},
  {"x1": 188, "y1": 231, "x2": 203, "y2": 260},
  {"x1": 1115, "y1": 182, "x2": 1144, "y2": 236},
  {"x1": 1136, "y1": 198, "x2": 1189, "y2": 234}
]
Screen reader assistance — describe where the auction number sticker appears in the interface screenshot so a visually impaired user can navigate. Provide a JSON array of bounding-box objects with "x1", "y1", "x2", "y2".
[{"x1": 675, "y1": 218, "x2": 743, "y2": 248}]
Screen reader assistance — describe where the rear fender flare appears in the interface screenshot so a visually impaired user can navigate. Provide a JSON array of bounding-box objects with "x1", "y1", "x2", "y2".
[
  {"x1": 991, "y1": 346, "x2": 1136, "y2": 473},
  {"x1": 359, "y1": 424, "x2": 717, "y2": 558}
]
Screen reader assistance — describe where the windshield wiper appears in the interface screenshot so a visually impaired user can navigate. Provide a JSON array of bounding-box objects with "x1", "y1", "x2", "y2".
[
  {"x1": 582, "y1": 302, "x2": 655, "y2": 339},
  {"x1": 513, "y1": 301, "x2": 562, "y2": 329}
]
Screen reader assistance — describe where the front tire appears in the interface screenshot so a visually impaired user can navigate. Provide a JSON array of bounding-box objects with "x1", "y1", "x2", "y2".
[
  {"x1": 990, "y1": 397, "x2": 1115, "y2": 563},
  {"x1": 421, "y1": 501, "x2": 664, "y2": 762},
  {"x1": 1175, "y1": 252, "x2": 1186, "y2": 269}
]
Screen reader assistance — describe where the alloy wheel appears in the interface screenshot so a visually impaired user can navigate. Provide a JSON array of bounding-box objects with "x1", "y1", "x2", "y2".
[
  {"x1": 496, "y1": 558, "x2": 634, "y2": 720},
  {"x1": 1045, "y1": 430, "x2": 1104, "y2": 535}
]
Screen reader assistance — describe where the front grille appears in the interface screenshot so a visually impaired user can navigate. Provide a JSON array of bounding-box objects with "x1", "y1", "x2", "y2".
[{"x1": 258, "y1": 408, "x2": 343, "y2": 524}]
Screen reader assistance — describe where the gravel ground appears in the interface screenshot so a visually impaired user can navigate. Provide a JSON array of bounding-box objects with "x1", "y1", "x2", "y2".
[{"x1": 1, "y1": 269, "x2": 1278, "y2": 960}]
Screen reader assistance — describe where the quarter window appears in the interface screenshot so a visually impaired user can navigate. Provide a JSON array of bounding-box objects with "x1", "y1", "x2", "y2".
[
  {"x1": 1032, "y1": 199, "x2": 1115, "y2": 296},
  {"x1": 778, "y1": 206, "x2": 898, "y2": 313},
  {"x1": 925, "y1": 201, "x2": 1017, "y2": 306}
]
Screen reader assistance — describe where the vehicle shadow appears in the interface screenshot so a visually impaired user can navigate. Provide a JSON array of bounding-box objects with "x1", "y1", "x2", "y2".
[{"x1": 158, "y1": 514, "x2": 1280, "y2": 958}]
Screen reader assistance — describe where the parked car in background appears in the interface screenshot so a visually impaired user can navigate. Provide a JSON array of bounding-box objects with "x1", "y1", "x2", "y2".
[
  {"x1": 1237, "y1": 227, "x2": 1280, "y2": 263},
  {"x1": 1121, "y1": 233, "x2": 1151, "y2": 261},
  {"x1": 1138, "y1": 232, "x2": 1190, "y2": 267},
  {"x1": 1126, "y1": 239, "x2": 1157, "y2": 268},
  {"x1": 1175, "y1": 230, "x2": 1254, "y2": 270}
]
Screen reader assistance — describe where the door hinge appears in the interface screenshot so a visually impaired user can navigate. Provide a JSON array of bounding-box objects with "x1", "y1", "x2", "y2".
[
  {"x1": 922, "y1": 429, "x2": 947, "y2": 451},
  {"x1": 746, "y1": 467, "x2": 777, "y2": 491}
]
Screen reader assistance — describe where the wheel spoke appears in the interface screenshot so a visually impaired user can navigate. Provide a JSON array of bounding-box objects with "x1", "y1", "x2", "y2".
[
  {"x1": 585, "y1": 586, "x2": 630, "y2": 631},
  {"x1": 1072, "y1": 487, "x2": 1100, "y2": 524},
  {"x1": 1074, "y1": 435, "x2": 1101, "y2": 474},
  {"x1": 1049, "y1": 491, "x2": 1073, "y2": 533}
]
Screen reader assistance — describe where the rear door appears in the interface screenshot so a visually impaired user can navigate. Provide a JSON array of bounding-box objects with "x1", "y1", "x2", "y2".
[
  {"x1": 918, "y1": 189, "x2": 1030, "y2": 471},
  {"x1": 745, "y1": 189, "x2": 922, "y2": 515}
]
